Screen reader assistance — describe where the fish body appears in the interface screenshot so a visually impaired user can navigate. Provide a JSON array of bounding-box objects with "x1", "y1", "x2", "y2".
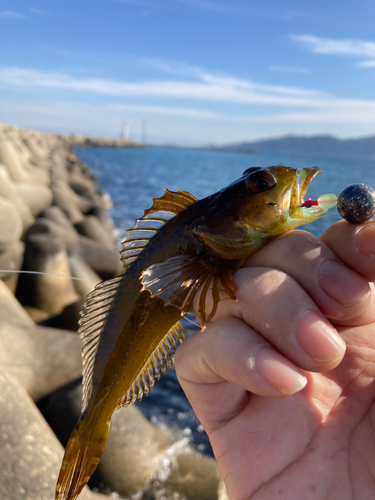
[{"x1": 55, "y1": 165, "x2": 327, "y2": 499}]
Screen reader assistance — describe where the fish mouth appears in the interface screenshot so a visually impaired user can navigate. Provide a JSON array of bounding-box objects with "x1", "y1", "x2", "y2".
[{"x1": 285, "y1": 166, "x2": 327, "y2": 223}]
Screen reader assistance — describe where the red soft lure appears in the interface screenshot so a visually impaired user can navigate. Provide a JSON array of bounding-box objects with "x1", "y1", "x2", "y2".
[
  {"x1": 301, "y1": 198, "x2": 319, "y2": 208},
  {"x1": 301, "y1": 194, "x2": 338, "y2": 210}
]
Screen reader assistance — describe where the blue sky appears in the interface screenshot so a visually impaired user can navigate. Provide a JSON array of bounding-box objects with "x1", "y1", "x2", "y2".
[{"x1": 1, "y1": 0, "x2": 375, "y2": 144}]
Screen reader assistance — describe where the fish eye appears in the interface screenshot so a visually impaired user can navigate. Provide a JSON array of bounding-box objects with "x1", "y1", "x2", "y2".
[{"x1": 245, "y1": 171, "x2": 277, "y2": 192}]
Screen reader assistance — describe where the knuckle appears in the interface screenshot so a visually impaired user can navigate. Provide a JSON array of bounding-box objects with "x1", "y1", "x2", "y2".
[{"x1": 236, "y1": 267, "x2": 292, "y2": 305}]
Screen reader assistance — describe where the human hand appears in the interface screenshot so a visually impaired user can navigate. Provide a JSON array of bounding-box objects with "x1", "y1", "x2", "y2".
[{"x1": 175, "y1": 220, "x2": 375, "y2": 500}]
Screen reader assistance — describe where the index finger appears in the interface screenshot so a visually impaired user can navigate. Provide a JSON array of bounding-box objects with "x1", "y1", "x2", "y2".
[
  {"x1": 321, "y1": 220, "x2": 375, "y2": 282},
  {"x1": 244, "y1": 228, "x2": 372, "y2": 325}
]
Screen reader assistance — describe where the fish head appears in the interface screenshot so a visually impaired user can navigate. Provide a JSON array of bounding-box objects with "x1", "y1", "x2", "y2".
[{"x1": 193, "y1": 165, "x2": 327, "y2": 261}]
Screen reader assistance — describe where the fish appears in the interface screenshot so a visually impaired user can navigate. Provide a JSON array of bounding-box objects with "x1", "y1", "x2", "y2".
[{"x1": 55, "y1": 165, "x2": 327, "y2": 500}]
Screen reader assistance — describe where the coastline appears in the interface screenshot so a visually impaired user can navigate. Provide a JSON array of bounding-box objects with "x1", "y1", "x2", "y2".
[{"x1": 0, "y1": 123, "x2": 226, "y2": 500}]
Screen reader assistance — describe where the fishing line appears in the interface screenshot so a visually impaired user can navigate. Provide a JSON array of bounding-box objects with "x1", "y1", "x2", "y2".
[
  {"x1": 183, "y1": 314, "x2": 200, "y2": 328},
  {"x1": 0, "y1": 269, "x2": 97, "y2": 285}
]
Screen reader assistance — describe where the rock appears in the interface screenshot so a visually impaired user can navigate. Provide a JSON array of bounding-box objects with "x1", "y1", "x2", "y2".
[
  {"x1": 75, "y1": 215, "x2": 115, "y2": 248},
  {"x1": 0, "y1": 140, "x2": 48, "y2": 185},
  {"x1": 75, "y1": 192, "x2": 94, "y2": 215},
  {"x1": 86, "y1": 205, "x2": 112, "y2": 228},
  {"x1": 98, "y1": 190, "x2": 113, "y2": 211},
  {"x1": 39, "y1": 207, "x2": 79, "y2": 254},
  {"x1": 0, "y1": 141, "x2": 30, "y2": 183},
  {"x1": 0, "y1": 279, "x2": 34, "y2": 328},
  {"x1": 99, "y1": 405, "x2": 172, "y2": 497},
  {"x1": 69, "y1": 175, "x2": 98, "y2": 199},
  {"x1": 68, "y1": 254, "x2": 101, "y2": 297},
  {"x1": 0, "y1": 164, "x2": 18, "y2": 198},
  {"x1": 10, "y1": 135, "x2": 31, "y2": 165},
  {"x1": 0, "y1": 165, "x2": 35, "y2": 231},
  {"x1": 56, "y1": 254, "x2": 102, "y2": 330},
  {"x1": 22, "y1": 306, "x2": 54, "y2": 324},
  {"x1": 141, "y1": 439, "x2": 223, "y2": 500},
  {"x1": 0, "y1": 371, "x2": 106, "y2": 500},
  {"x1": 39, "y1": 380, "x2": 84, "y2": 446},
  {"x1": 24, "y1": 136, "x2": 50, "y2": 160},
  {"x1": 16, "y1": 227, "x2": 79, "y2": 315},
  {"x1": 51, "y1": 151, "x2": 69, "y2": 183},
  {"x1": 0, "y1": 322, "x2": 83, "y2": 400},
  {"x1": 51, "y1": 179, "x2": 84, "y2": 224},
  {"x1": 16, "y1": 183, "x2": 53, "y2": 217},
  {"x1": 77, "y1": 235, "x2": 121, "y2": 279},
  {"x1": 58, "y1": 298, "x2": 85, "y2": 332},
  {"x1": 0, "y1": 196, "x2": 23, "y2": 251},
  {"x1": 163, "y1": 445, "x2": 222, "y2": 500},
  {"x1": 0, "y1": 240, "x2": 24, "y2": 293}
]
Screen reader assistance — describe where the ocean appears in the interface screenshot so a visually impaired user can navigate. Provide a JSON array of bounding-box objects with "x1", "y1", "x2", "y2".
[{"x1": 74, "y1": 145, "x2": 375, "y2": 456}]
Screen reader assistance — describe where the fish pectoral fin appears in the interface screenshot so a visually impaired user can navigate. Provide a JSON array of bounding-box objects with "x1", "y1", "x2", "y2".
[{"x1": 140, "y1": 255, "x2": 237, "y2": 325}]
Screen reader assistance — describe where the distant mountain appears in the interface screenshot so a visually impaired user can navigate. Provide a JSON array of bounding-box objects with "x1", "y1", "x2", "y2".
[{"x1": 216, "y1": 135, "x2": 375, "y2": 159}]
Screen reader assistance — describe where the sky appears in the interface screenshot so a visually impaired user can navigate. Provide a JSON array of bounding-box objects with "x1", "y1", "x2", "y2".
[{"x1": 1, "y1": 0, "x2": 375, "y2": 145}]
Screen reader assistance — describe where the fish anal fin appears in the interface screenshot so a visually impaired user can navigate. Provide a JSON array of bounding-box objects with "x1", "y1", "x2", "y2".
[
  {"x1": 115, "y1": 321, "x2": 186, "y2": 410},
  {"x1": 78, "y1": 276, "x2": 123, "y2": 411},
  {"x1": 120, "y1": 189, "x2": 197, "y2": 270},
  {"x1": 140, "y1": 255, "x2": 237, "y2": 326}
]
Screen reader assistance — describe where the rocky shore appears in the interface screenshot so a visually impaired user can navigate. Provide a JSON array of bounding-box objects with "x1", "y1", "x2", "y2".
[{"x1": 0, "y1": 124, "x2": 227, "y2": 500}]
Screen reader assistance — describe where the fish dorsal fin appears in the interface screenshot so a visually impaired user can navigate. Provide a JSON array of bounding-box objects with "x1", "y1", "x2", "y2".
[
  {"x1": 115, "y1": 321, "x2": 186, "y2": 409},
  {"x1": 141, "y1": 255, "x2": 237, "y2": 326},
  {"x1": 144, "y1": 188, "x2": 198, "y2": 216},
  {"x1": 78, "y1": 276, "x2": 123, "y2": 411},
  {"x1": 120, "y1": 189, "x2": 197, "y2": 270}
]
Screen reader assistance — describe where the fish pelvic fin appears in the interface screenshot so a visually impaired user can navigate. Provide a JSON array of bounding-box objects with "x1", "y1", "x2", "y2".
[
  {"x1": 55, "y1": 418, "x2": 110, "y2": 500},
  {"x1": 120, "y1": 189, "x2": 197, "y2": 270},
  {"x1": 140, "y1": 255, "x2": 237, "y2": 326},
  {"x1": 116, "y1": 320, "x2": 185, "y2": 409}
]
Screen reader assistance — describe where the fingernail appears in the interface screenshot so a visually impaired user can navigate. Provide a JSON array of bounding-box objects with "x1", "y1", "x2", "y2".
[
  {"x1": 318, "y1": 259, "x2": 369, "y2": 305},
  {"x1": 255, "y1": 346, "x2": 308, "y2": 395},
  {"x1": 296, "y1": 310, "x2": 346, "y2": 363},
  {"x1": 356, "y1": 223, "x2": 375, "y2": 256}
]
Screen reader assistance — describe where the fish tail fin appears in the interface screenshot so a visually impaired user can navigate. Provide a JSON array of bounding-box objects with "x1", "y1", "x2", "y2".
[{"x1": 55, "y1": 418, "x2": 110, "y2": 500}]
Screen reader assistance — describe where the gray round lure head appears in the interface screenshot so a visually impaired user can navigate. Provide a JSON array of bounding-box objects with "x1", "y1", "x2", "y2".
[{"x1": 337, "y1": 184, "x2": 375, "y2": 224}]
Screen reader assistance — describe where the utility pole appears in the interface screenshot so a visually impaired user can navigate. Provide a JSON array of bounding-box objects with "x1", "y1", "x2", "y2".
[
  {"x1": 121, "y1": 120, "x2": 130, "y2": 140},
  {"x1": 141, "y1": 119, "x2": 148, "y2": 145}
]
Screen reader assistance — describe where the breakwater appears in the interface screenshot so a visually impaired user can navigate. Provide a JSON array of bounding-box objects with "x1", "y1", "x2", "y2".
[{"x1": 0, "y1": 123, "x2": 227, "y2": 500}]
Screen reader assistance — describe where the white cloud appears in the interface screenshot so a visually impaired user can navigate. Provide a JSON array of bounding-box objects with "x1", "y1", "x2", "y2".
[
  {"x1": 0, "y1": 10, "x2": 25, "y2": 19},
  {"x1": 0, "y1": 100, "x2": 218, "y2": 121},
  {"x1": 0, "y1": 66, "x2": 328, "y2": 107},
  {"x1": 110, "y1": 103, "x2": 219, "y2": 118},
  {"x1": 243, "y1": 109, "x2": 375, "y2": 124},
  {"x1": 359, "y1": 59, "x2": 375, "y2": 68},
  {"x1": 2, "y1": 99, "x2": 375, "y2": 144},
  {"x1": 140, "y1": 59, "x2": 319, "y2": 96},
  {"x1": 2, "y1": 62, "x2": 375, "y2": 142},
  {"x1": 291, "y1": 34, "x2": 375, "y2": 67},
  {"x1": 0, "y1": 100, "x2": 221, "y2": 142}
]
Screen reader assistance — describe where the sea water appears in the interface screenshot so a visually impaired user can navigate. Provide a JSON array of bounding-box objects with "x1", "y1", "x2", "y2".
[{"x1": 75, "y1": 145, "x2": 375, "y2": 455}]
